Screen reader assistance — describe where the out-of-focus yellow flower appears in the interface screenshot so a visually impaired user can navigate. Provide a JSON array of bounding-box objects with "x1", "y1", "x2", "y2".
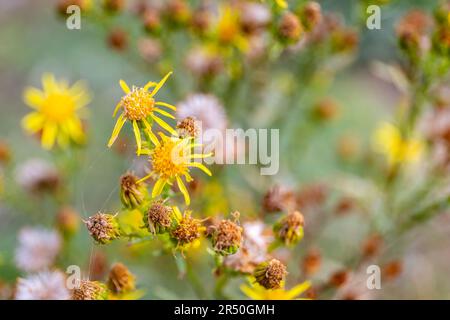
[
  {"x1": 262, "y1": 0, "x2": 288, "y2": 9},
  {"x1": 139, "y1": 134, "x2": 212, "y2": 205},
  {"x1": 275, "y1": 0, "x2": 288, "y2": 9},
  {"x1": 372, "y1": 122, "x2": 424, "y2": 165},
  {"x1": 22, "y1": 73, "x2": 90, "y2": 150},
  {"x1": 241, "y1": 278, "x2": 311, "y2": 300},
  {"x1": 109, "y1": 290, "x2": 146, "y2": 300},
  {"x1": 215, "y1": 5, "x2": 248, "y2": 52},
  {"x1": 108, "y1": 72, "x2": 177, "y2": 155}
]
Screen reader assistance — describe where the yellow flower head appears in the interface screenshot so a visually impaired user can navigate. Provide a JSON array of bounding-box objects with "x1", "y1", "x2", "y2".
[
  {"x1": 139, "y1": 133, "x2": 212, "y2": 205},
  {"x1": 241, "y1": 278, "x2": 311, "y2": 300},
  {"x1": 372, "y1": 122, "x2": 424, "y2": 165},
  {"x1": 22, "y1": 73, "x2": 90, "y2": 150},
  {"x1": 215, "y1": 5, "x2": 248, "y2": 52},
  {"x1": 108, "y1": 72, "x2": 177, "y2": 155}
]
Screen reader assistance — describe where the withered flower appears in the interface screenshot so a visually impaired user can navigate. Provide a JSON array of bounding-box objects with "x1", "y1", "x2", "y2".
[{"x1": 253, "y1": 259, "x2": 287, "y2": 290}]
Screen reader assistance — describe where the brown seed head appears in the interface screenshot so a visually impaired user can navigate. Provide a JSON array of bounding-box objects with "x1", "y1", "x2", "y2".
[
  {"x1": 212, "y1": 214, "x2": 243, "y2": 255},
  {"x1": 177, "y1": 116, "x2": 199, "y2": 138},
  {"x1": 171, "y1": 212, "x2": 202, "y2": 246},
  {"x1": 107, "y1": 263, "x2": 136, "y2": 294},
  {"x1": 279, "y1": 12, "x2": 303, "y2": 42},
  {"x1": 254, "y1": 259, "x2": 287, "y2": 290},
  {"x1": 84, "y1": 213, "x2": 121, "y2": 244},
  {"x1": 145, "y1": 200, "x2": 173, "y2": 234},
  {"x1": 329, "y1": 270, "x2": 349, "y2": 288},
  {"x1": 72, "y1": 280, "x2": 108, "y2": 300},
  {"x1": 302, "y1": 249, "x2": 321, "y2": 276}
]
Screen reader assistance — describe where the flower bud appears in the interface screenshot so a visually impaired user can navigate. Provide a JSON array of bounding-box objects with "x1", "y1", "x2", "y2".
[
  {"x1": 170, "y1": 211, "x2": 203, "y2": 247},
  {"x1": 144, "y1": 200, "x2": 174, "y2": 234},
  {"x1": 302, "y1": 249, "x2": 321, "y2": 276},
  {"x1": 120, "y1": 173, "x2": 147, "y2": 209},
  {"x1": 107, "y1": 263, "x2": 136, "y2": 294},
  {"x1": 253, "y1": 259, "x2": 287, "y2": 290},
  {"x1": 278, "y1": 12, "x2": 303, "y2": 43},
  {"x1": 212, "y1": 212, "x2": 243, "y2": 256},
  {"x1": 0, "y1": 140, "x2": 11, "y2": 165},
  {"x1": 262, "y1": 185, "x2": 296, "y2": 213},
  {"x1": 103, "y1": 0, "x2": 125, "y2": 13},
  {"x1": 329, "y1": 270, "x2": 349, "y2": 288},
  {"x1": 84, "y1": 213, "x2": 121, "y2": 244},
  {"x1": 300, "y1": 2, "x2": 322, "y2": 31},
  {"x1": 107, "y1": 28, "x2": 128, "y2": 52},
  {"x1": 72, "y1": 280, "x2": 109, "y2": 300},
  {"x1": 274, "y1": 210, "x2": 304, "y2": 246},
  {"x1": 56, "y1": 206, "x2": 80, "y2": 236}
]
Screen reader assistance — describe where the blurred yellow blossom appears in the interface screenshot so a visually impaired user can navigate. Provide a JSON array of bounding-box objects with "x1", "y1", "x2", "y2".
[
  {"x1": 241, "y1": 278, "x2": 311, "y2": 300},
  {"x1": 22, "y1": 73, "x2": 90, "y2": 150},
  {"x1": 372, "y1": 122, "x2": 424, "y2": 165}
]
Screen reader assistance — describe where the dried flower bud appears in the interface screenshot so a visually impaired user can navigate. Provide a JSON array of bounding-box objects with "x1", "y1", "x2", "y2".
[
  {"x1": 72, "y1": 280, "x2": 108, "y2": 300},
  {"x1": 0, "y1": 140, "x2": 11, "y2": 164},
  {"x1": 240, "y1": 2, "x2": 271, "y2": 35},
  {"x1": 383, "y1": 260, "x2": 402, "y2": 281},
  {"x1": 144, "y1": 200, "x2": 174, "y2": 234},
  {"x1": 262, "y1": 185, "x2": 296, "y2": 213},
  {"x1": 212, "y1": 212, "x2": 243, "y2": 255},
  {"x1": 177, "y1": 116, "x2": 199, "y2": 138},
  {"x1": 337, "y1": 134, "x2": 360, "y2": 160},
  {"x1": 170, "y1": 211, "x2": 203, "y2": 247},
  {"x1": 56, "y1": 206, "x2": 80, "y2": 236},
  {"x1": 274, "y1": 210, "x2": 304, "y2": 246},
  {"x1": 278, "y1": 12, "x2": 303, "y2": 43},
  {"x1": 103, "y1": 0, "x2": 125, "y2": 13},
  {"x1": 313, "y1": 98, "x2": 339, "y2": 121},
  {"x1": 57, "y1": 0, "x2": 91, "y2": 15},
  {"x1": 331, "y1": 28, "x2": 359, "y2": 53},
  {"x1": 300, "y1": 2, "x2": 322, "y2": 31},
  {"x1": 253, "y1": 259, "x2": 287, "y2": 290},
  {"x1": 90, "y1": 251, "x2": 108, "y2": 281},
  {"x1": 138, "y1": 38, "x2": 162, "y2": 63},
  {"x1": 329, "y1": 270, "x2": 349, "y2": 288},
  {"x1": 107, "y1": 263, "x2": 136, "y2": 294},
  {"x1": 335, "y1": 197, "x2": 356, "y2": 215},
  {"x1": 296, "y1": 183, "x2": 327, "y2": 209},
  {"x1": 143, "y1": 8, "x2": 161, "y2": 33},
  {"x1": 120, "y1": 173, "x2": 147, "y2": 209},
  {"x1": 165, "y1": 0, "x2": 191, "y2": 26},
  {"x1": 107, "y1": 28, "x2": 128, "y2": 51},
  {"x1": 191, "y1": 6, "x2": 212, "y2": 34},
  {"x1": 302, "y1": 249, "x2": 321, "y2": 276},
  {"x1": 396, "y1": 10, "x2": 431, "y2": 55},
  {"x1": 362, "y1": 234, "x2": 383, "y2": 258},
  {"x1": 84, "y1": 213, "x2": 121, "y2": 244}
]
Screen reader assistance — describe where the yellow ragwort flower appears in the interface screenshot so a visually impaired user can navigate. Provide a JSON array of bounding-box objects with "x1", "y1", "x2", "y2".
[
  {"x1": 22, "y1": 73, "x2": 90, "y2": 150},
  {"x1": 372, "y1": 122, "x2": 424, "y2": 165},
  {"x1": 241, "y1": 278, "x2": 311, "y2": 300},
  {"x1": 108, "y1": 72, "x2": 177, "y2": 155},
  {"x1": 215, "y1": 5, "x2": 248, "y2": 52},
  {"x1": 139, "y1": 133, "x2": 212, "y2": 205},
  {"x1": 275, "y1": 0, "x2": 288, "y2": 9}
]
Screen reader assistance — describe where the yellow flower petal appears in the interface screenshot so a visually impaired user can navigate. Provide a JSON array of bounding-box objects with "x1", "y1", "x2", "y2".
[
  {"x1": 176, "y1": 176, "x2": 190, "y2": 205},
  {"x1": 108, "y1": 113, "x2": 127, "y2": 147},
  {"x1": 41, "y1": 122, "x2": 58, "y2": 149},
  {"x1": 119, "y1": 79, "x2": 131, "y2": 94},
  {"x1": 22, "y1": 112, "x2": 44, "y2": 133},
  {"x1": 155, "y1": 101, "x2": 176, "y2": 111},
  {"x1": 132, "y1": 120, "x2": 142, "y2": 155},
  {"x1": 151, "y1": 114, "x2": 177, "y2": 136},
  {"x1": 187, "y1": 162, "x2": 212, "y2": 176},
  {"x1": 150, "y1": 71, "x2": 173, "y2": 98},
  {"x1": 152, "y1": 178, "x2": 166, "y2": 198},
  {"x1": 23, "y1": 87, "x2": 44, "y2": 109}
]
